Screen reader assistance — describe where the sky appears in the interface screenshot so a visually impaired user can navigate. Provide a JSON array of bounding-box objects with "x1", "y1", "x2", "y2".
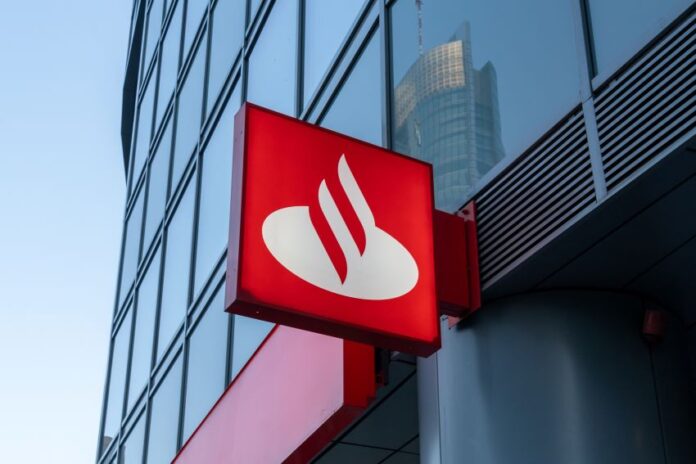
[{"x1": 0, "y1": 1, "x2": 132, "y2": 462}]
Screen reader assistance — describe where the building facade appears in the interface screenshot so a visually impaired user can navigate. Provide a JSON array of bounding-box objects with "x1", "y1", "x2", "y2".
[
  {"x1": 99, "y1": 0, "x2": 696, "y2": 462},
  {"x1": 393, "y1": 22, "x2": 505, "y2": 211}
]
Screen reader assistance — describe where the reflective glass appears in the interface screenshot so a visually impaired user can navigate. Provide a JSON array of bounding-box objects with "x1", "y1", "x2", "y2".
[
  {"x1": 207, "y1": 0, "x2": 245, "y2": 110},
  {"x1": 390, "y1": 0, "x2": 582, "y2": 211},
  {"x1": 146, "y1": 356, "x2": 183, "y2": 464},
  {"x1": 143, "y1": 0, "x2": 164, "y2": 77},
  {"x1": 119, "y1": 412, "x2": 145, "y2": 464},
  {"x1": 102, "y1": 308, "x2": 133, "y2": 452},
  {"x1": 132, "y1": 74, "x2": 156, "y2": 190},
  {"x1": 128, "y1": 248, "x2": 161, "y2": 410},
  {"x1": 303, "y1": 0, "x2": 364, "y2": 106},
  {"x1": 173, "y1": 39, "x2": 207, "y2": 186},
  {"x1": 183, "y1": 289, "x2": 228, "y2": 440},
  {"x1": 184, "y1": 0, "x2": 208, "y2": 56},
  {"x1": 230, "y1": 316, "x2": 274, "y2": 379},
  {"x1": 587, "y1": 0, "x2": 692, "y2": 75},
  {"x1": 158, "y1": 181, "x2": 195, "y2": 359},
  {"x1": 247, "y1": 0, "x2": 297, "y2": 116},
  {"x1": 250, "y1": 0, "x2": 261, "y2": 17},
  {"x1": 119, "y1": 190, "x2": 145, "y2": 307},
  {"x1": 194, "y1": 86, "x2": 240, "y2": 293},
  {"x1": 321, "y1": 32, "x2": 381, "y2": 146},
  {"x1": 143, "y1": 118, "x2": 172, "y2": 250},
  {"x1": 156, "y1": 1, "x2": 183, "y2": 125}
]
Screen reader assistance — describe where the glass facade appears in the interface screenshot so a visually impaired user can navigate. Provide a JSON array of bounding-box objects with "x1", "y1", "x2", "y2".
[
  {"x1": 131, "y1": 74, "x2": 156, "y2": 192},
  {"x1": 102, "y1": 308, "x2": 132, "y2": 452},
  {"x1": 158, "y1": 178, "x2": 195, "y2": 360},
  {"x1": 142, "y1": 120, "x2": 171, "y2": 248},
  {"x1": 207, "y1": 0, "x2": 244, "y2": 111},
  {"x1": 119, "y1": 411, "x2": 146, "y2": 463},
  {"x1": 246, "y1": 0, "x2": 298, "y2": 115},
  {"x1": 145, "y1": 355, "x2": 183, "y2": 464},
  {"x1": 142, "y1": 0, "x2": 163, "y2": 84},
  {"x1": 127, "y1": 249, "x2": 160, "y2": 410},
  {"x1": 156, "y1": 1, "x2": 183, "y2": 127},
  {"x1": 390, "y1": 0, "x2": 582, "y2": 211},
  {"x1": 194, "y1": 87, "x2": 240, "y2": 293},
  {"x1": 586, "y1": 0, "x2": 693, "y2": 77},
  {"x1": 320, "y1": 30, "x2": 382, "y2": 146},
  {"x1": 303, "y1": 0, "x2": 365, "y2": 107},
  {"x1": 182, "y1": 290, "x2": 228, "y2": 441},
  {"x1": 101, "y1": 0, "x2": 694, "y2": 462}
]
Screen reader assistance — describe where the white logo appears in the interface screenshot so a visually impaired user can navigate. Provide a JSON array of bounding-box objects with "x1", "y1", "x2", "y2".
[{"x1": 262, "y1": 155, "x2": 419, "y2": 300}]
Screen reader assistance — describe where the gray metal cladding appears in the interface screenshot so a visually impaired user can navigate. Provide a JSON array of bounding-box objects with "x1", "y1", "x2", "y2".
[
  {"x1": 595, "y1": 10, "x2": 696, "y2": 192},
  {"x1": 475, "y1": 109, "x2": 595, "y2": 287}
]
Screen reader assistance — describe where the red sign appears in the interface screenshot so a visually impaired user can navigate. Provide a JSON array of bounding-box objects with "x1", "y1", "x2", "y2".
[
  {"x1": 173, "y1": 326, "x2": 376, "y2": 464},
  {"x1": 226, "y1": 104, "x2": 440, "y2": 356}
]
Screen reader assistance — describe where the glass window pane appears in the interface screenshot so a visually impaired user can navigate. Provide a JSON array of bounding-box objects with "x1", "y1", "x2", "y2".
[
  {"x1": 143, "y1": 118, "x2": 172, "y2": 250},
  {"x1": 156, "y1": 1, "x2": 183, "y2": 126},
  {"x1": 119, "y1": 412, "x2": 145, "y2": 464},
  {"x1": 102, "y1": 308, "x2": 133, "y2": 452},
  {"x1": 587, "y1": 0, "x2": 692, "y2": 75},
  {"x1": 146, "y1": 356, "x2": 183, "y2": 464},
  {"x1": 390, "y1": 0, "x2": 582, "y2": 211},
  {"x1": 207, "y1": 0, "x2": 245, "y2": 110},
  {"x1": 194, "y1": 86, "x2": 240, "y2": 293},
  {"x1": 128, "y1": 248, "x2": 161, "y2": 410},
  {"x1": 247, "y1": 0, "x2": 297, "y2": 116},
  {"x1": 230, "y1": 316, "x2": 274, "y2": 380},
  {"x1": 119, "y1": 190, "x2": 145, "y2": 307},
  {"x1": 143, "y1": 0, "x2": 165, "y2": 78},
  {"x1": 321, "y1": 32, "x2": 381, "y2": 146},
  {"x1": 183, "y1": 289, "x2": 228, "y2": 440},
  {"x1": 132, "y1": 74, "x2": 156, "y2": 190},
  {"x1": 249, "y1": 0, "x2": 261, "y2": 18},
  {"x1": 303, "y1": 0, "x2": 364, "y2": 106},
  {"x1": 158, "y1": 181, "x2": 195, "y2": 359},
  {"x1": 173, "y1": 39, "x2": 207, "y2": 187},
  {"x1": 184, "y1": 0, "x2": 208, "y2": 57}
]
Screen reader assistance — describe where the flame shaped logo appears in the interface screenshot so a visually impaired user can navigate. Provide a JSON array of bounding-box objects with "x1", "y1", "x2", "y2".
[{"x1": 261, "y1": 155, "x2": 419, "y2": 300}]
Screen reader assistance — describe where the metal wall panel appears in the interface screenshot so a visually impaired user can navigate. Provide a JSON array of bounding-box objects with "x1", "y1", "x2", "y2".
[
  {"x1": 433, "y1": 291, "x2": 671, "y2": 463},
  {"x1": 651, "y1": 314, "x2": 696, "y2": 463}
]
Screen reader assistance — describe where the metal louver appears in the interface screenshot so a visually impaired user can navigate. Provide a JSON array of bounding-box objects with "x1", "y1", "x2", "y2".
[
  {"x1": 596, "y1": 10, "x2": 696, "y2": 192},
  {"x1": 474, "y1": 109, "x2": 595, "y2": 287}
]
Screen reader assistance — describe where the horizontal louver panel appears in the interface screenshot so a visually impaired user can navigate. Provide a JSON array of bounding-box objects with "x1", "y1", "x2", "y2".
[
  {"x1": 596, "y1": 11, "x2": 696, "y2": 191},
  {"x1": 474, "y1": 109, "x2": 595, "y2": 286}
]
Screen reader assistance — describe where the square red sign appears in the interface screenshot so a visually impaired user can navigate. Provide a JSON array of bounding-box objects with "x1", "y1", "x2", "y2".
[{"x1": 225, "y1": 104, "x2": 440, "y2": 356}]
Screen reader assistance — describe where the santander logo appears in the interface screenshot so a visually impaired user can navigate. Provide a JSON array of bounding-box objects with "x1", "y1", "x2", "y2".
[{"x1": 261, "y1": 155, "x2": 419, "y2": 300}]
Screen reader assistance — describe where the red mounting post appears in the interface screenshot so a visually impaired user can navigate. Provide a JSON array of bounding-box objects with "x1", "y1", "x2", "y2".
[{"x1": 433, "y1": 201, "x2": 481, "y2": 323}]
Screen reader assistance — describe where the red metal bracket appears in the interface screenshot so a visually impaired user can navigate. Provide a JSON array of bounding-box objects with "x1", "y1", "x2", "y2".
[{"x1": 433, "y1": 201, "x2": 481, "y2": 321}]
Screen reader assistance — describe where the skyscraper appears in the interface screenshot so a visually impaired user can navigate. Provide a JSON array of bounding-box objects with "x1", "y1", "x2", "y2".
[{"x1": 393, "y1": 23, "x2": 504, "y2": 211}]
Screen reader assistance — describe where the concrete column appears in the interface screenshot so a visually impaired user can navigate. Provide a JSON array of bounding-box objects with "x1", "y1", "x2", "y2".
[{"x1": 418, "y1": 290, "x2": 696, "y2": 464}]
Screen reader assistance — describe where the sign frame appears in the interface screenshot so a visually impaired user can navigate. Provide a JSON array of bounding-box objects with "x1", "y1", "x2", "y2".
[{"x1": 225, "y1": 103, "x2": 442, "y2": 356}]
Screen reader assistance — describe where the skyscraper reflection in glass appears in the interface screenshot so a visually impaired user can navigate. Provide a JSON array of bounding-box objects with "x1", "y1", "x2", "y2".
[{"x1": 393, "y1": 22, "x2": 504, "y2": 211}]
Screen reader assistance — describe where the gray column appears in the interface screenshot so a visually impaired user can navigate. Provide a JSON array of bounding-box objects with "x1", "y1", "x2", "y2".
[{"x1": 418, "y1": 290, "x2": 696, "y2": 464}]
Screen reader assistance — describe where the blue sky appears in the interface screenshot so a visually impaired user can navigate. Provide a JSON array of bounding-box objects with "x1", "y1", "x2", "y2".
[{"x1": 0, "y1": 1, "x2": 132, "y2": 462}]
